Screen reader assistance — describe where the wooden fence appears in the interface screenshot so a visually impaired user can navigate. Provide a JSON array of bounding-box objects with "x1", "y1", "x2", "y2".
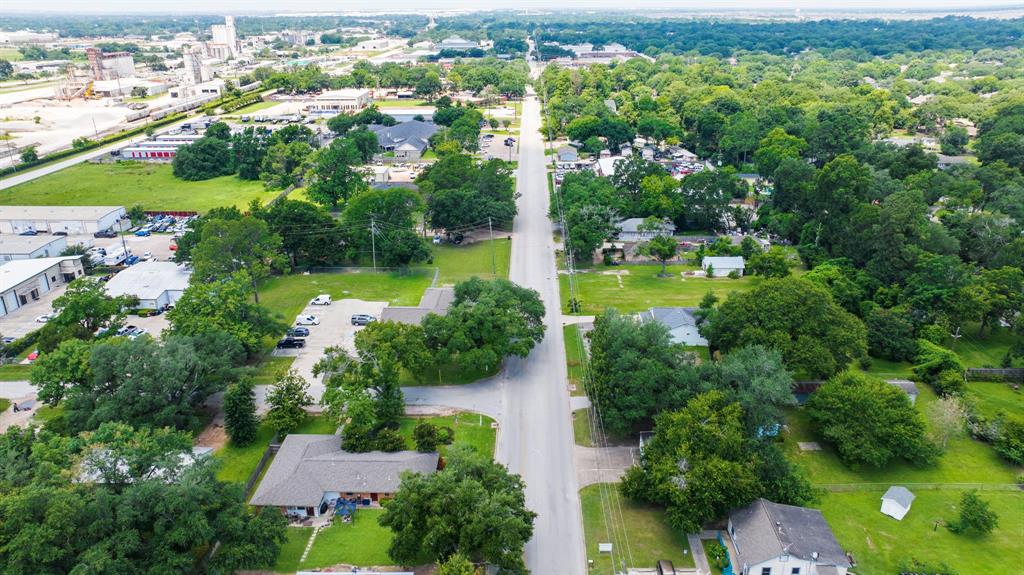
[{"x1": 243, "y1": 438, "x2": 281, "y2": 498}]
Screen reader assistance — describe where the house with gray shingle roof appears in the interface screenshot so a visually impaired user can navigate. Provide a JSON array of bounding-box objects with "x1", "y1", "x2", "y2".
[
  {"x1": 369, "y1": 120, "x2": 439, "y2": 160},
  {"x1": 249, "y1": 434, "x2": 439, "y2": 518},
  {"x1": 727, "y1": 498, "x2": 851, "y2": 575},
  {"x1": 638, "y1": 307, "x2": 707, "y2": 346}
]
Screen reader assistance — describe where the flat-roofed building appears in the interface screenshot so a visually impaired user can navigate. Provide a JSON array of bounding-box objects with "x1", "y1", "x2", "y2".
[
  {"x1": 309, "y1": 89, "x2": 373, "y2": 115},
  {"x1": 0, "y1": 256, "x2": 85, "y2": 317},
  {"x1": 0, "y1": 235, "x2": 68, "y2": 262},
  {"x1": 0, "y1": 206, "x2": 126, "y2": 235},
  {"x1": 104, "y1": 261, "x2": 191, "y2": 310}
]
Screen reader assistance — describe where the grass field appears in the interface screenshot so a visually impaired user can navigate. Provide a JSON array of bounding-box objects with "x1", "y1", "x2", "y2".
[
  {"x1": 573, "y1": 408, "x2": 594, "y2": 447},
  {"x1": 273, "y1": 509, "x2": 394, "y2": 572},
  {"x1": 397, "y1": 413, "x2": 496, "y2": 457},
  {"x1": 398, "y1": 361, "x2": 500, "y2": 386},
  {"x1": 429, "y1": 239, "x2": 511, "y2": 284},
  {"x1": 258, "y1": 270, "x2": 433, "y2": 323},
  {"x1": 967, "y1": 381, "x2": 1023, "y2": 421},
  {"x1": 0, "y1": 399, "x2": 9, "y2": 413},
  {"x1": 230, "y1": 100, "x2": 282, "y2": 114},
  {"x1": 0, "y1": 364, "x2": 31, "y2": 381},
  {"x1": 580, "y1": 484, "x2": 693, "y2": 574},
  {"x1": 375, "y1": 99, "x2": 432, "y2": 108},
  {"x1": 0, "y1": 47, "x2": 23, "y2": 61},
  {"x1": 250, "y1": 356, "x2": 296, "y2": 386},
  {"x1": 820, "y1": 490, "x2": 1024, "y2": 575},
  {"x1": 564, "y1": 325, "x2": 588, "y2": 396},
  {"x1": 561, "y1": 264, "x2": 761, "y2": 315},
  {"x1": 271, "y1": 527, "x2": 313, "y2": 573},
  {"x1": 0, "y1": 162, "x2": 277, "y2": 213},
  {"x1": 214, "y1": 421, "x2": 277, "y2": 484}
]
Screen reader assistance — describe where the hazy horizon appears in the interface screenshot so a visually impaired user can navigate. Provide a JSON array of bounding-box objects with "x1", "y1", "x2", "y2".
[{"x1": 2, "y1": 0, "x2": 1023, "y2": 16}]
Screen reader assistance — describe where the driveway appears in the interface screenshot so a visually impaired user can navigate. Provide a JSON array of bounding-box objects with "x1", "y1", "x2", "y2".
[
  {"x1": 276, "y1": 298, "x2": 387, "y2": 401},
  {"x1": 0, "y1": 284, "x2": 69, "y2": 339}
]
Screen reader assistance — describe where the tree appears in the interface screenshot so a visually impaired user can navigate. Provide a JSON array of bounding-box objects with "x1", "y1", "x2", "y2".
[
  {"x1": 341, "y1": 187, "x2": 425, "y2": 264},
  {"x1": 305, "y1": 137, "x2": 368, "y2": 210},
  {"x1": 19, "y1": 146, "x2": 38, "y2": 164},
  {"x1": 415, "y1": 71, "x2": 443, "y2": 100},
  {"x1": 413, "y1": 420, "x2": 441, "y2": 452},
  {"x1": 564, "y1": 204, "x2": 616, "y2": 264},
  {"x1": 747, "y1": 247, "x2": 790, "y2": 278},
  {"x1": 913, "y1": 340, "x2": 965, "y2": 396},
  {"x1": 0, "y1": 59, "x2": 12, "y2": 80},
  {"x1": 422, "y1": 278, "x2": 545, "y2": 373},
  {"x1": 992, "y1": 413, "x2": 1024, "y2": 465},
  {"x1": 678, "y1": 169, "x2": 742, "y2": 231},
  {"x1": 420, "y1": 155, "x2": 518, "y2": 231},
  {"x1": 806, "y1": 371, "x2": 935, "y2": 468},
  {"x1": 702, "y1": 345, "x2": 796, "y2": 436},
  {"x1": 205, "y1": 121, "x2": 231, "y2": 141},
  {"x1": 947, "y1": 490, "x2": 999, "y2": 535},
  {"x1": 702, "y1": 277, "x2": 868, "y2": 378},
  {"x1": 232, "y1": 126, "x2": 268, "y2": 180},
  {"x1": 172, "y1": 136, "x2": 233, "y2": 181},
  {"x1": 438, "y1": 553, "x2": 478, "y2": 575},
  {"x1": 265, "y1": 370, "x2": 313, "y2": 436},
  {"x1": 346, "y1": 128, "x2": 380, "y2": 163},
  {"x1": 380, "y1": 446, "x2": 535, "y2": 574},
  {"x1": 865, "y1": 306, "x2": 919, "y2": 362},
  {"x1": 190, "y1": 216, "x2": 284, "y2": 302},
  {"x1": 224, "y1": 377, "x2": 259, "y2": 446},
  {"x1": 30, "y1": 338, "x2": 93, "y2": 406},
  {"x1": 260, "y1": 140, "x2": 312, "y2": 189},
  {"x1": 258, "y1": 199, "x2": 341, "y2": 267},
  {"x1": 588, "y1": 310, "x2": 699, "y2": 436},
  {"x1": 927, "y1": 395, "x2": 966, "y2": 450},
  {"x1": 51, "y1": 277, "x2": 137, "y2": 334},
  {"x1": 940, "y1": 125, "x2": 969, "y2": 155},
  {"x1": 754, "y1": 127, "x2": 807, "y2": 177},
  {"x1": 640, "y1": 235, "x2": 678, "y2": 277}
]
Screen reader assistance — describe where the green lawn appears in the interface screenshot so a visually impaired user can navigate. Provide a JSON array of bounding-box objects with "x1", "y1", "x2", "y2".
[
  {"x1": 967, "y1": 381, "x2": 1023, "y2": 421},
  {"x1": 375, "y1": 99, "x2": 432, "y2": 108},
  {"x1": 949, "y1": 326, "x2": 1018, "y2": 368},
  {"x1": 250, "y1": 356, "x2": 296, "y2": 386},
  {"x1": 32, "y1": 405, "x2": 63, "y2": 424},
  {"x1": 258, "y1": 270, "x2": 432, "y2": 323},
  {"x1": 0, "y1": 162, "x2": 277, "y2": 213},
  {"x1": 428, "y1": 239, "x2": 511, "y2": 284},
  {"x1": 398, "y1": 361, "x2": 500, "y2": 386},
  {"x1": 274, "y1": 509, "x2": 394, "y2": 571},
  {"x1": 573, "y1": 408, "x2": 593, "y2": 447},
  {"x1": 564, "y1": 325, "x2": 587, "y2": 396},
  {"x1": 230, "y1": 100, "x2": 281, "y2": 114},
  {"x1": 819, "y1": 490, "x2": 1024, "y2": 575},
  {"x1": 561, "y1": 265, "x2": 761, "y2": 315},
  {"x1": 0, "y1": 399, "x2": 9, "y2": 413},
  {"x1": 580, "y1": 484, "x2": 693, "y2": 574},
  {"x1": 0, "y1": 364, "x2": 31, "y2": 381},
  {"x1": 862, "y1": 356, "x2": 916, "y2": 379},
  {"x1": 397, "y1": 413, "x2": 496, "y2": 457},
  {"x1": 783, "y1": 385, "x2": 1023, "y2": 486},
  {"x1": 0, "y1": 47, "x2": 23, "y2": 61},
  {"x1": 215, "y1": 420, "x2": 277, "y2": 484},
  {"x1": 271, "y1": 527, "x2": 313, "y2": 574}
]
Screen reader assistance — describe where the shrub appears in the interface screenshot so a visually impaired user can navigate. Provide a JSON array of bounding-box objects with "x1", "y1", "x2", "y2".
[
  {"x1": 933, "y1": 369, "x2": 966, "y2": 396},
  {"x1": 913, "y1": 340, "x2": 965, "y2": 395},
  {"x1": 705, "y1": 541, "x2": 728, "y2": 569},
  {"x1": 898, "y1": 558, "x2": 960, "y2": 575},
  {"x1": 992, "y1": 413, "x2": 1024, "y2": 465},
  {"x1": 947, "y1": 490, "x2": 999, "y2": 535}
]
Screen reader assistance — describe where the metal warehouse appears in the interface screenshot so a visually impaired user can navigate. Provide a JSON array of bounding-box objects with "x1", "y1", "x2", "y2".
[{"x1": 0, "y1": 206, "x2": 126, "y2": 235}]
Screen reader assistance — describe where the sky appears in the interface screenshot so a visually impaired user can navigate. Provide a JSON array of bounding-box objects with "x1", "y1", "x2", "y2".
[{"x1": 1, "y1": 0, "x2": 1021, "y2": 14}]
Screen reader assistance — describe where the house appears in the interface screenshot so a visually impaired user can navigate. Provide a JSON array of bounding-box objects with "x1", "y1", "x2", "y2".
[
  {"x1": 250, "y1": 434, "x2": 439, "y2": 518},
  {"x1": 0, "y1": 256, "x2": 85, "y2": 317},
  {"x1": 0, "y1": 206, "x2": 126, "y2": 235},
  {"x1": 557, "y1": 146, "x2": 579, "y2": 163},
  {"x1": 614, "y1": 218, "x2": 676, "y2": 242},
  {"x1": 880, "y1": 486, "x2": 915, "y2": 521},
  {"x1": 937, "y1": 154, "x2": 970, "y2": 170},
  {"x1": 0, "y1": 235, "x2": 68, "y2": 262},
  {"x1": 727, "y1": 498, "x2": 851, "y2": 575},
  {"x1": 369, "y1": 120, "x2": 439, "y2": 160},
  {"x1": 638, "y1": 307, "x2": 707, "y2": 346},
  {"x1": 103, "y1": 261, "x2": 191, "y2": 310},
  {"x1": 309, "y1": 88, "x2": 373, "y2": 115},
  {"x1": 381, "y1": 287, "x2": 454, "y2": 325},
  {"x1": 702, "y1": 256, "x2": 745, "y2": 277},
  {"x1": 886, "y1": 380, "x2": 919, "y2": 405}
]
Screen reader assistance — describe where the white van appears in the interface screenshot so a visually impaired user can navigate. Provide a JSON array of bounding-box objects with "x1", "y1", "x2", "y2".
[{"x1": 310, "y1": 294, "x2": 332, "y2": 305}]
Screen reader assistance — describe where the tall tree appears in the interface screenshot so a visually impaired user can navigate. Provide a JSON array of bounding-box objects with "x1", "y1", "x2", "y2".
[
  {"x1": 223, "y1": 377, "x2": 259, "y2": 446},
  {"x1": 190, "y1": 216, "x2": 284, "y2": 303},
  {"x1": 265, "y1": 370, "x2": 313, "y2": 436},
  {"x1": 305, "y1": 137, "x2": 369, "y2": 210}
]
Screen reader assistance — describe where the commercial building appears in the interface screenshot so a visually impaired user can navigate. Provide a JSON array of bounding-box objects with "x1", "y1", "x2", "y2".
[
  {"x1": 103, "y1": 261, "x2": 191, "y2": 309},
  {"x1": 309, "y1": 89, "x2": 373, "y2": 115},
  {"x1": 86, "y1": 48, "x2": 135, "y2": 81},
  {"x1": 250, "y1": 434, "x2": 439, "y2": 518},
  {"x1": 0, "y1": 256, "x2": 85, "y2": 318},
  {"x1": 0, "y1": 235, "x2": 68, "y2": 262},
  {"x1": 119, "y1": 134, "x2": 203, "y2": 161},
  {"x1": 438, "y1": 36, "x2": 480, "y2": 51},
  {"x1": 369, "y1": 120, "x2": 439, "y2": 160},
  {"x1": 0, "y1": 206, "x2": 126, "y2": 235},
  {"x1": 91, "y1": 78, "x2": 168, "y2": 98}
]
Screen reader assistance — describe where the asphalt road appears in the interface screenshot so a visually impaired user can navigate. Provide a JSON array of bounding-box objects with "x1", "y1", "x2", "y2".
[{"x1": 500, "y1": 89, "x2": 587, "y2": 575}]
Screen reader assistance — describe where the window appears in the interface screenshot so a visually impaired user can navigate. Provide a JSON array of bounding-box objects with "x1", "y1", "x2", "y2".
[
  {"x1": 761, "y1": 569, "x2": 771, "y2": 575},
  {"x1": 791, "y1": 569, "x2": 800, "y2": 575}
]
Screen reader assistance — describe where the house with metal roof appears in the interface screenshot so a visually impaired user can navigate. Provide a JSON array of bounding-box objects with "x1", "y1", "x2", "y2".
[
  {"x1": 702, "y1": 256, "x2": 745, "y2": 277},
  {"x1": 369, "y1": 120, "x2": 439, "y2": 160},
  {"x1": 727, "y1": 498, "x2": 851, "y2": 575},
  {"x1": 250, "y1": 434, "x2": 439, "y2": 518},
  {"x1": 638, "y1": 307, "x2": 707, "y2": 346}
]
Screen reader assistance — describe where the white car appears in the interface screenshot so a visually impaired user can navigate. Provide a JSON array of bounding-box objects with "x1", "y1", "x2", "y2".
[
  {"x1": 310, "y1": 294, "x2": 332, "y2": 305},
  {"x1": 141, "y1": 252, "x2": 153, "y2": 261},
  {"x1": 295, "y1": 314, "x2": 320, "y2": 326},
  {"x1": 127, "y1": 328, "x2": 149, "y2": 340},
  {"x1": 35, "y1": 312, "x2": 56, "y2": 323}
]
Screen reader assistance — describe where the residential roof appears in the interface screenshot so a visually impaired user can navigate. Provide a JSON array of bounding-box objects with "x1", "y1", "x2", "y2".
[
  {"x1": 369, "y1": 120, "x2": 439, "y2": 154},
  {"x1": 0, "y1": 235, "x2": 65, "y2": 255},
  {"x1": 0, "y1": 256, "x2": 81, "y2": 293},
  {"x1": 250, "y1": 434, "x2": 439, "y2": 507},
  {"x1": 615, "y1": 217, "x2": 676, "y2": 234},
  {"x1": 0, "y1": 206, "x2": 125, "y2": 222},
  {"x1": 887, "y1": 379, "x2": 919, "y2": 396},
  {"x1": 702, "y1": 256, "x2": 745, "y2": 269},
  {"x1": 104, "y1": 261, "x2": 191, "y2": 301},
  {"x1": 639, "y1": 307, "x2": 700, "y2": 330},
  {"x1": 381, "y1": 287, "x2": 454, "y2": 325},
  {"x1": 730, "y1": 499, "x2": 850, "y2": 569},
  {"x1": 882, "y1": 486, "x2": 916, "y2": 508}
]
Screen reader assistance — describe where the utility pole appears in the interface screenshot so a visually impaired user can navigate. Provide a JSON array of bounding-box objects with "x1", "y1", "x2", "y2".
[
  {"x1": 370, "y1": 218, "x2": 377, "y2": 273},
  {"x1": 488, "y1": 217, "x2": 495, "y2": 276}
]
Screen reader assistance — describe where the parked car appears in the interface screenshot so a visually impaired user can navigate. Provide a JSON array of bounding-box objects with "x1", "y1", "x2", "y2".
[
  {"x1": 18, "y1": 229, "x2": 38, "y2": 236},
  {"x1": 351, "y1": 314, "x2": 376, "y2": 326},
  {"x1": 310, "y1": 294, "x2": 332, "y2": 305},
  {"x1": 124, "y1": 255, "x2": 140, "y2": 266},
  {"x1": 295, "y1": 315, "x2": 320, "y2": 326},
  {"x1": 287, "y1": 327, "x2": 310, "y2": 337},
  {"x1": 141, "y1": 252, "x2": 153, "y2": 261},
  {"x1": 52, "y1": 231, "x2": 68, "y2": 236},
  {"x1": 169, "y1": 243, "x2": 178, "y2": 251},
  {"x1": 26, "y1": 350, "x2": 39, "y2": 362},
  {"x1": 35, "y1": 312, "x2": 55, "y2": 323},
  {"x1": 276, "y1": 337, "x2": 306, "y2": 349},
  {"x1": 2, "y1": 337, "x2": 16, "y2": 345},
  {"x1": 117, "y1": 325, "x2": 138, "y2": 336},
  {"x1": 127, "y1": 328, "x2": 149, "y2": 340},
  {"x1": 135, "y1": 230, "x2": 151, "y2": 237}
]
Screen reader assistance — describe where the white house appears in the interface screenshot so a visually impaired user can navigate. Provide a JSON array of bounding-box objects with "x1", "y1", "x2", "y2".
[
  {"x1": 0, "y1": 235, "x2": 68, "y2": 262},
  {"x1": 728, "y1": 498, "x2": 850, "y2": 575},
  {"x1": 0, "y1": 206, "x2": 126, "y2": 235},
  {"x1": 0, "y1": 256, "x2": 85, "y2": 317},
  {"x1": 104, "y1": 261, "x2": 191, "y2": 310},
  {"x1": 880, "y1": 486, "x2": 915, "y2": 521},
  {"x1": 638, "y1": 307, "x2": 707, "y2": 346},
  {"x1": 702, "y1": 256, "x2": 745, "y2": 277}
]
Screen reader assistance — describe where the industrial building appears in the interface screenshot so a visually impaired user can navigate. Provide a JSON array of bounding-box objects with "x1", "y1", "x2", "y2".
[
  {"x1": 119, "y1": 134, "x2": 203, "y2": 160},
  {"x1": 104, "y1": 261, "x2": 191, "y2": 309},
  {"x1": 0, "y1": 206, "x2": 126, "y2": 235},
  {"x1": 210, "y1": 16, "x2": 239, "y2": 58},
  {"x1": 0, "y1": 256, "x2": 85, "y2": 318},
  {"x1": 86, "y1": 48, "x2": 135, "y2": 81},
  {"x1": 309, "y1": 89, "x2": 373, "y2": 115},
  {"x1": 91, "y1": 78, "x2": 168, "y2": 98},
  {"x1": 0, "y1": 235, "x2": 68, "y2": 262}
]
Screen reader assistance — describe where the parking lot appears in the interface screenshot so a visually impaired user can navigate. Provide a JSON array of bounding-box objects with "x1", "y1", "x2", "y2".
[
  {"x1": 93, "y1": 233, "x2": 178, "y2": 262},
  {"x1": 0, "y1": 284, "x2": 69, "y2": 339},
  {"x1": 272, "y1": 297, "x2": 388, "y2": 401}
]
